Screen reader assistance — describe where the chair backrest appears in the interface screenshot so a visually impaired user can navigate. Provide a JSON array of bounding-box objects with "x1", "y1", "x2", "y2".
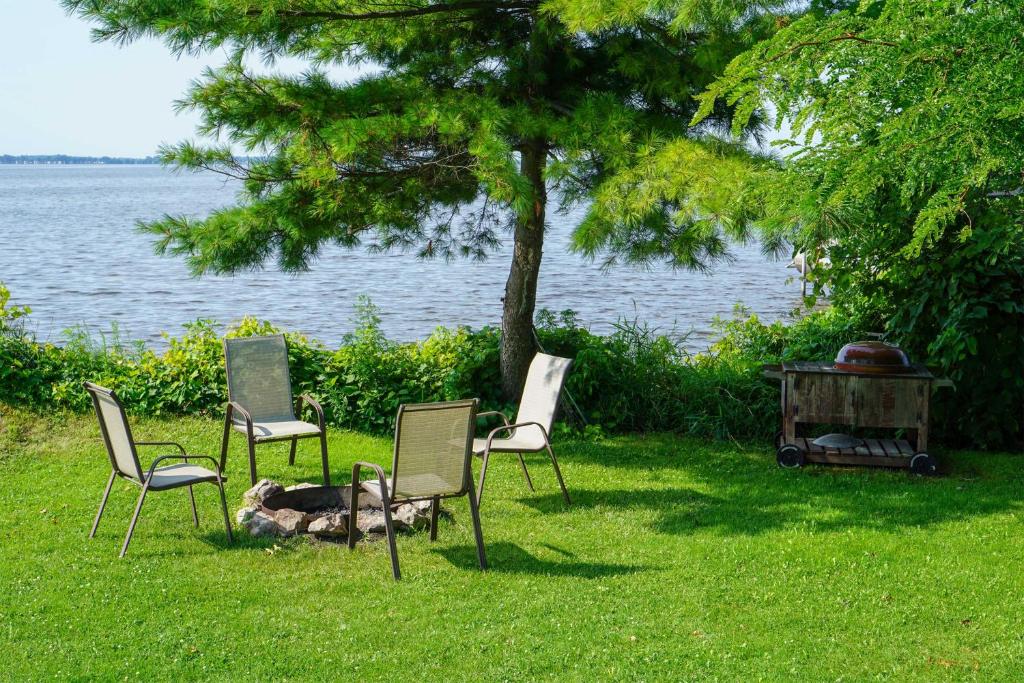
[
  {"x1": 514, "y1": 353, "x2": 573, "y2": 440},
  {"x1": 223, "y1": 334, "x2": 296, "y2": 423},
  {"x1": 391, "y1": 399, "x2": 478, "y2": 500},
  {"x1": 84, "y1": 382, "x2": 144, "y2": 481}
]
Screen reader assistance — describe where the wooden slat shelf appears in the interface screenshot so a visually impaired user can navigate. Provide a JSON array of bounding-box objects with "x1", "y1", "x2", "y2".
[{"x1": 795, "y1": 437, "x2": 914, "y2": 468}]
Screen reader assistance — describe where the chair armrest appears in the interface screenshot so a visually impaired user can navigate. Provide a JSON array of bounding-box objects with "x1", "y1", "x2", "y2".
[
  {"x1": 296, "y1": 394, "x2": 326, "y2": 429},
  {"x1": 144, "y1": 454, "x2": 224, "y2": 482},
  {"x1": 477, "y1": 410, "x2": 511, "y2": 426},
  {"x1": 225, "y1": 401, "x2": 254, "y2": 435},
  {"x1": 134, "y1": 441, "x2": 187, "y2": 456},
  {"x1": 350, "y1": 461, "x2": 391, "y2": 505},
  {"x1": 482, "y1": 421, "x2": 550, "y2": 452}
]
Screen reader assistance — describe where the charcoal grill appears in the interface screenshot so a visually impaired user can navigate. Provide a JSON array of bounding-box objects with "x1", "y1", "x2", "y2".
[{"x1": 764, "y1": 354, "x2": 953, "y2": 474}]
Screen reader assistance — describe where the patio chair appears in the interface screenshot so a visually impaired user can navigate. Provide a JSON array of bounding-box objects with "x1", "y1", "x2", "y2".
[
  {"x1": 220, "y1": 334, "x2": 331, "y2": 486},
  {"x1": 84, "y1": 382, "x2": 233, "y2": 557},
  {"x1": 474, "y1": 353, "x2": 572, "y2": 506},
  {"x1": 348, "y1": 399, "x2": 486, "y2": 581}
]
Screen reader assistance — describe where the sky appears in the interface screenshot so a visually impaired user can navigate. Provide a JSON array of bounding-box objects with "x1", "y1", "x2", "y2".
[
  {"x1": 0, "y1": 1, "x2": 359, "y2": 157},
  {"x1": 0, "y1": 2, "x2": 789, "y2": 158}
]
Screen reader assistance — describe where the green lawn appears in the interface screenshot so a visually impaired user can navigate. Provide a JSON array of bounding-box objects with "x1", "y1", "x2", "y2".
[{"x1": 1, "y1": 407, "x2": 1022, "y2": 681}]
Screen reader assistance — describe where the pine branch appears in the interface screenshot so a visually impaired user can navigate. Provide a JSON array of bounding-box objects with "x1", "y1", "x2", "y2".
[{"x1": 767, "y1": 32, "x2": 897, "y2": 63}]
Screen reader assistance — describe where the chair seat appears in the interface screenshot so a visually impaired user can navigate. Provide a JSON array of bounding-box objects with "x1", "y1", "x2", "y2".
[
  {"x1": 361, "y1": 473, "x2": 460, "y2": 504},
  {"x1": 473, "y1": 435, "x2": 544, "y2": 454},
  {"x1": 233, "y1": 419, "x2": 321, "y2": 440},
  {"x1": 147, "y1": 463, "x2": 222, "y2": 491}
]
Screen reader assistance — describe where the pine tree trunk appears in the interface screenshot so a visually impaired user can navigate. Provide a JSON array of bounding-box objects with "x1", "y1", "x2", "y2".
[{"x1": 500, "y1": 138, "x2": 547, "y2": 399}]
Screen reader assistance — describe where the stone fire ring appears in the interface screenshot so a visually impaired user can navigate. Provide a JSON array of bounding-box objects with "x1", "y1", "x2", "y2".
[{"x1": 235, "y1": 479, "x2": 436, "y2": 540}]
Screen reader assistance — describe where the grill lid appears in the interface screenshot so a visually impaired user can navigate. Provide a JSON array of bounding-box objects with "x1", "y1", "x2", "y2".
[{"x1": 834, "y1": 340, "x2": 911, "y2": 374}]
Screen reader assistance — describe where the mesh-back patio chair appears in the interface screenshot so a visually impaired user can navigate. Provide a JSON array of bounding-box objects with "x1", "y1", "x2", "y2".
[
  {"x1": 220, "y1": 334, "x2": 331, "y2": 486},
  {"x1": 348, "y1": 399, "x2": 486, "y2": 581},
  {"x1": 84, "y1": 382, "x2": 233, "y2": 557},
  {"x1": 474, "y1": 353, "x2": 572, "y2": 505}
]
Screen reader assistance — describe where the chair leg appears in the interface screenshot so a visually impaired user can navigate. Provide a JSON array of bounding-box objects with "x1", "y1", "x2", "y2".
[
  {"x1": 348, "y1": 466, "x2": 399, "y2": 580},
  {"x1": 216, "y1": 477, "x2": 234, "y2": 544},
  {"x1": 515, "y1": 452, "x2": 535, "y2": 491},
  {"x1": 347, "y1": 483, "x2": 360, "y2": 551},
  {"x1": 90, "y1": 470, "x2": 116, "y2": 538},
  {"x1": 381, "y1": 499, "x2": 401, "y2": 581},
  {"x1": 544, "y1": 442, "x2": 571, "y2": 505},
  {"x1": 247, "y1": 437, "x2": 258, "y2": 487},
  {"x1": 219, "y1": 410, "x2": 232, "y2": 473},
  {"x1": 120, "y1": 482, "x2": 150, "y2": 558},
  {"x1": 430, "y1": 495, "x2": 440, "y2": 541},
  {"x1": 476, "y1": 448, "x2": 492, "y2": 506},
  {"x1": 319, "y1": 431, "x2": 331, "y2": 486},
  {"x1": 288, "y1": 437, "x2": 297, "y2": 466},
  {"x1": 187, "y1": 485, "x2": 199, "y2": 527},
  {"x1": 466, "y1": 479, "x2": 488, "y2": 570}
]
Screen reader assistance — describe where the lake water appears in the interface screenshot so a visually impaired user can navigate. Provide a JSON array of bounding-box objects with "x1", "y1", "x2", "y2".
[{"x1": 0, "y1": 165, "x2": 799, "y2": 350}]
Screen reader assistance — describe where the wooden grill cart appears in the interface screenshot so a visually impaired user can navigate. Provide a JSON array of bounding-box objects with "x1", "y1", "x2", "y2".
[{"x1": 763, "y1": 361, "x2": 953, "y2": 474}]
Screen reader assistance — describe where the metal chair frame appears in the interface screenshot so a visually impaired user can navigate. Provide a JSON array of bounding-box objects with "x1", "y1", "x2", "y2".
[
  {"x1": 85, "y1": 383, "x2": 233, "y2": 557},
  {"x1": 476, "y1": 410, "x2": 570, "y2": 506},
  {"x1": 219, "y1": 335, "x2": 331, "y2": 486},
  {"x1": 474, "y1": 353, "x2": 573, "y2": 506},
  {"x1": 348, "y1": 400, "x2": 487, "y2": 581}
]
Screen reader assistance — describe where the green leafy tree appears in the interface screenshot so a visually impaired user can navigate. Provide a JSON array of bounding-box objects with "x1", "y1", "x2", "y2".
[
  {"x1": 686, "y1": 0, "x2": 1024, "y2": 446},
  {"x1": 65, "y1": 0, "x2": 782, "y2": 397}
]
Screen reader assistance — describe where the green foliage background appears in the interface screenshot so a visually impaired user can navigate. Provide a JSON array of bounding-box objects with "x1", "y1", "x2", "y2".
[
  {"x1": 1, "y1": 282, "x2": 873, "y2": 443},
  {"x1": 669, "y1": 0, "x2": 1024, "y2": 449}
]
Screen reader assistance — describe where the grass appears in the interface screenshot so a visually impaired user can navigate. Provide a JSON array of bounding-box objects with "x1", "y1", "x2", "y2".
[{"x1": 1, "y1": 406, "x2": 1023, "y2": 681}]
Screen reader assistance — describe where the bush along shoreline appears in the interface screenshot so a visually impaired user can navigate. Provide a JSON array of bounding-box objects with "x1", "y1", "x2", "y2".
[
  {"x1": 0, "y1": 289, "x2": 774, "y2": 440},
  {"x1": 1, "y1": 283, "x2": 1013, "y2": 449}
]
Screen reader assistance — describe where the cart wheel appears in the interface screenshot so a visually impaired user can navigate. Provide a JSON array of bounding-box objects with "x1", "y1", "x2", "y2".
[
  {"x1": 909, "y1": 452, "x2": 937, "y2": 476},
  {"x1": 776, "y1": 444, "x2": 806, "y2": 469}
]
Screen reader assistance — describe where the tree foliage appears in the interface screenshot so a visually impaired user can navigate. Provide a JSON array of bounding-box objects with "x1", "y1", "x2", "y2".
[
  {"x1": 64, "y1": 0, "x2": 786, "y2": 396},
  {"x1": 690, "y1": 0, "x2": 1024, "y2": 447}
]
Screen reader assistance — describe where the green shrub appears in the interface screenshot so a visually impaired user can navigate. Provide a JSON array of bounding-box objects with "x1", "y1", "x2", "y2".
[
  {"x1": 1, "y1": 284, "x2": 780, "y2": 439},
  {"x1": 1, "y1": 282, "x2": 1007, "y2": 447},
  {"x1": 709, "y1": 305, "x2": 871, "y2": 366}
]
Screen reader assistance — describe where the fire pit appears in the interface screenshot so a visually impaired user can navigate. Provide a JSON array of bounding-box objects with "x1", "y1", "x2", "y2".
[{"x1": 236, "y1": 480, "x2": 434, "y2": 539}]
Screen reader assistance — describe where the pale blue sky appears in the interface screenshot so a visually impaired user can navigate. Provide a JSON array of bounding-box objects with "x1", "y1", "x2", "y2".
[
  {"x1": 0, "y1": 1, "x2": 360, "y2": 157},
  {"x1": 0, "y1": 2, "x2": 787, "y2": 158}
]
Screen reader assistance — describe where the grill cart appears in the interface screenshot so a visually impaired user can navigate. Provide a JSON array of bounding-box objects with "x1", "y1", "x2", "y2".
[{"x1": 763, "y1": 343, "x2": 953, "y2": 474}]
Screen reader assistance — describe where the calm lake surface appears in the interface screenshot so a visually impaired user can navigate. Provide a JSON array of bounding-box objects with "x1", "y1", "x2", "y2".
[{"x1": 0, "y1": 165, "x2": 798, "y2": 350}]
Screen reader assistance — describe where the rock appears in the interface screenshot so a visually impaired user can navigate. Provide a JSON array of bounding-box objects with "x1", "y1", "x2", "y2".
[
  {"x1": 358, "y1": 484, "x2": 386, "y2": 508},
  {"x1": 409, "y1": 500, "x2": 433, "y2": 514},
  {"x1": 285, "y1": 482, "x2": 318, "y2": 492},
  {"x1": 243, "y1": 479, "x2": 284, "y2": 506},
  {"x1": 236, "y1": 506, "x2": 258, "y2": 526},
  {"x1": 393, "y1": 503, "x2": 428, "y2": 531},
  {"x1": 273, "y1": 508, "x2": 310, "y2": 536},
  {"x1": 245, "y1": 511, "x2": 278, "y2": 537},
  {"x1": 307, "y1": 512, "x2": 348, "y2": 537},
  {"x1": 354, "y1": 509, "x2": 388, "y2": 534}
]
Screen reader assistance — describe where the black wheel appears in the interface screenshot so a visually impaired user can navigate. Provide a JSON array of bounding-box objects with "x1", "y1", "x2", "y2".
[
  {"x1": 910, "y1": 452, "x2": 938, "y2": 475},
  {"x1": 777, "y1": 444, "x2": 806, "y2": 469}
]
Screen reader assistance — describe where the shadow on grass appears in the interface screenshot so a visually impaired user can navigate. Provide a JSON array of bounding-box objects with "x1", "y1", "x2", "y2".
[
  {"x1": 518, "y1": 440, "x2": 1022, "y2": 536},
  {"x1": 435, "y1": 541, "x2": 651, "y2": 578},
  {"x1": 85, "y1": 526, "x2": 283, "y2": 560}
]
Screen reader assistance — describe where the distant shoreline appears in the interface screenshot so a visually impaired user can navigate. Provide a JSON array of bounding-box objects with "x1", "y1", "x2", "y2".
[{"x1": 0, "y1": 155, "x2": 160, "y2": 165}]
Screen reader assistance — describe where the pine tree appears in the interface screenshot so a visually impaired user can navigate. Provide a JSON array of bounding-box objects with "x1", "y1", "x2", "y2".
[{"x1": 66, "y1": 0, "x2": 781, "y2": 397}]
